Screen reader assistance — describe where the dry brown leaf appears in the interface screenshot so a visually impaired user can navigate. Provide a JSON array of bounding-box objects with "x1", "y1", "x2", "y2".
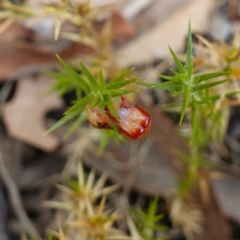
[
  {"x1": 116, "y1": 0, "x2": 216, "y2": 68},
  {"x1": 0, "y1": 11, "x2": 135, "y2": 81},
  {"x1": 0, "y1": 20, "x2": 33, "y2": 42},
  {"x1": 0, "y1": 21, "x2": 92, "y2": 81},
  {"x1": 128, "y1": 0, "x2": 186, "y2": 35},
  {"x1": 3, "y1": 75, "x2": 63, "y2": 152},
  {"x1": 111, "y1": 10, "x2": 135, "y2": 38}
]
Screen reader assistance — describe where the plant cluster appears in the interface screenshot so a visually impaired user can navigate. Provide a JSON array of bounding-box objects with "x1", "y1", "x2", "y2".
[
  {"x1": 2, "y1": 0, "x2": 239, "y2": 238},
  {"x1": 129, "y1": 197, "x2": 166, "y2": 240},
  {"x1": 45, "y1": 56, "x2": 141, "y2": 154},
  {"x1": 43, "y1": 161, "x2": 131, "y2": 240},
  {"x1": 138, "y1": 22, "x2": 238, "y2": 196},
  {"x1": 0, "y1": 0, "x2": 117, "y2": 73},
  {"x1": 24, "y1": 162, "x2": 168, "y2": 240}
]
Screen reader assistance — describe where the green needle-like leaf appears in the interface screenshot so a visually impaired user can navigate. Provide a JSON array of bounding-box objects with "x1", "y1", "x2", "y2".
[
  {"x1": 174, "y1": 150, "x2": 193, "y2": 164},
  {"x1": 129, "y1": 196, "x2": 166, "y2": 240},
  {"x1": 136, "y1": 81, "x2": 157, "y2": 87},
  {"x1": 159, "y1": 74, "x2": 179, "y2": 81},
  {"x1": 137, "y1": 80, "x2": 183, "y2": 90},
  {"x1": 97, "y1": 130, "x2": 114, "y2": 156},
  {"x1": 98, "y1": 70, "x2": 106, "y2": 90},
  {"x1": 101, "y1": 90, "x2": 111, "y2": 101},
  {"x1": 90, "y1": 95, "x2": 102, "y2": 109},
  {"x1": 190, "y1": 98, "x2": 198, "y2": 144},
  {"x1": 56, "y1": 55, "x2": 91, "y2": 93},
  {"x1": 195, "y1": 95, "x2": 220, "y2": 103},
  {"x1": 108, "y1": 89, "x2": 138, "y2": 97},
  {"x1": 185, "y1": 21, "x2": 193, "y2": 77},
  {"x1": 106, "y1": 78, "x2": 138, "y2": 90},
  {"x1": 66, "y1": 95, "x2": 92, "y2": 113},
  {"x1": 170, "y1": 70, "x2": 188, "y2": 82},
  {"x1": 45, "y1": 72, "x2": 76, "y2": 95},
  {"x1": 168, "y1": 46, "x2": 186, "y2": 74},
  {"x1": 64, "y1": 111, "x2": 87, "y2": 138},
  {"x1": 48, "y1": 233, "x2": 54, "y2": 240},
  {"x1": 164, "y1": 102, "x2": 182, "y2": 109},
  {"x1": 45, "y1": 71, "x2": 68, "y2": 82},
  {"x1": 77, "y1": 75, "x2": 91, "y2": 94},
  {"x1": 193, "y1": 71, "x2": 231, "y2": 83},
  {"x1": 45, "y1": 110, "x2": 79, "y2": 135},
  {"x1": 225, "y1": 91, "x2": 240, "y2": 98},
  {"x1": 180, "y1": 84, "x2": 191, "y2": 124},
  {"x1": 105, "y1": 97, "x2": 118, "y2": 118},
  {"x1": 111, "y1": 68, "x2": 134, "y2": 82},
  {"x1": 80, "y1": 62, "x2": 99, "y2": 91},
  {"x1": 192, "y1": 79, "x2": 229, "y2": 92},
  {"x1": 148, "y1": 197, "x2": 158, "y2": 219},
  {"x1": 97, "y1": 130, "x2": 125, "y2": 155},
  {"x1": 151, "y1": 81, "x2": 183, "y2": 92}
]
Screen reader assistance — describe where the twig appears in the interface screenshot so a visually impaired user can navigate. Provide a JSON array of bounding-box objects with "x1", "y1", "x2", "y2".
[
  {"x1": 0, "y1": 149, "x2": 41, "y2": 238},
  {"x1": 0, "y1": 77, "x2": 41, "y2": 238},
  {"x1": 0, "y1": 186, "x2": 8, "y2": 240}
]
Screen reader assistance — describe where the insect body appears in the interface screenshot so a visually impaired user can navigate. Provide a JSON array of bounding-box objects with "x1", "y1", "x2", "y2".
[
  {"x1": 86, "y1": 96, "x2": 152, "y2": 140},
  {"x1": 105, "y1": 96, "x2": 152, "y2": 140},
  {"x1": 86, "y1": 104, "x2": 112, "y2": 129}
]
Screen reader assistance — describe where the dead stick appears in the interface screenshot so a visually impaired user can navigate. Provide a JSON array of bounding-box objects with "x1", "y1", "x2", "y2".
[
  {"x1": 0, "y1": 149, "x2": 41, "y2": 238},
  {"x1": 0, "y1": 79, "x2": 41, "y2": 239}
]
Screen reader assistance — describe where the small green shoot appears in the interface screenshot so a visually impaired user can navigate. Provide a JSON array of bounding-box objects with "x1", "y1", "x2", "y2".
[
  {"x1": 45, "y1": 57, "x2": 138, "y2": 136},
  {"x1": 129, "y1": 197, "x2": 167, "y2": 240},
  {"x1": 137, "y1": 22, "x2": 231, "y2": 125}
]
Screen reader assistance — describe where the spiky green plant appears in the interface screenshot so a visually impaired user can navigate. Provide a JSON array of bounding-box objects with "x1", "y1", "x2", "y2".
[
  {"x1": 44, "y1": 161, "x2": 133, "y2": 240},
  {"x1": 45, "y1": 56, "x2": 138, "y2": 138},
  {"x1": 137, "y1": 22, "x2": 238, "y2": 197},
  {"x1": 0, "y1": 0, "x2": 112, "y2": 39},
  {"x1": 129, "y1": 197, "x2": 167, "y2": 240}
]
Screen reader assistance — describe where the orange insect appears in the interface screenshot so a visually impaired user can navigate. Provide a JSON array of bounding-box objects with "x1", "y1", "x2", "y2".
[{"x1": 87, "y1": 96, "x2": 152, "y2": 140}]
